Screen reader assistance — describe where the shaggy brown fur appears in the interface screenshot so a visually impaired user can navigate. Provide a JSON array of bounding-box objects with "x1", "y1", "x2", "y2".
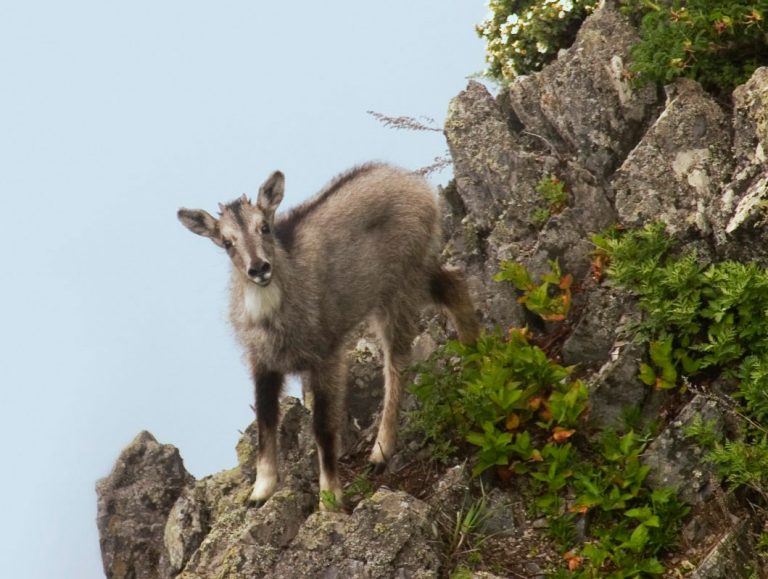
[{"x1": 178, "y1": 163, "x2": 478, "y2": 508}]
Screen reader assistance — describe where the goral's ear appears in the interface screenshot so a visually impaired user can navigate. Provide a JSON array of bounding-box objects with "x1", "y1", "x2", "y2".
[
  {"x1": 257, "y1": 171, "x2": 285, "y2": 218},
  {"x1": 177, "y1": 208, "x2": 223, "y2": 247}
]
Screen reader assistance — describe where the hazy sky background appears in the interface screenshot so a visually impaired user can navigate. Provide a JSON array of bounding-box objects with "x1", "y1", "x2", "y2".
[{"x1": 0, "y1": 2, "x2": 486, "y2": 577}]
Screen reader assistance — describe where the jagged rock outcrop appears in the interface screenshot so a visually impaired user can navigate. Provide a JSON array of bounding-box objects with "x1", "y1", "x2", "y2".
[
  {"x1": 97, "y1": 3, "x2": 768, "y2": 577},
  {"x1": 99, "y1": 397, "x2": 441, "y2": 579},
  {"x1": 97, "y1": 432, "x2": 193, "y2": 579},
  {"x1": 613, "y1": 78, "x2": 733, "y2": 236},
  {"x1": 506, "y1": 3, "x2": 660, "y2": 177}
]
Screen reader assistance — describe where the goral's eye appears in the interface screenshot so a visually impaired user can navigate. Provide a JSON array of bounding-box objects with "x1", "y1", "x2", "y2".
[
  {"x1": 223, "y1": 239, "x2": 233, "y2": 250},
  {"x1": 260, "y1": 223, "x2": 271, "y2": 235}
]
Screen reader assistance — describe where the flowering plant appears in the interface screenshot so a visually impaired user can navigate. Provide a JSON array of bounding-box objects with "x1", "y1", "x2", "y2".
[{"x1": 477, "y1": 0, "x2": 598, "y2": 81}]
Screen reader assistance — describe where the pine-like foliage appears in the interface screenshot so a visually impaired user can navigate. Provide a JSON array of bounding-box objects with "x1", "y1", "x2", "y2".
[{"x1": 596, "y1": 224, "x2": 768, "y2": 500}]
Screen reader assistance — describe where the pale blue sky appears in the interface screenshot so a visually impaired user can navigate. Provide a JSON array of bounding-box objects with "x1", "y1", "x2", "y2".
[{"x1": 0, "y1": 2, "x2": 486, "y2": 577}]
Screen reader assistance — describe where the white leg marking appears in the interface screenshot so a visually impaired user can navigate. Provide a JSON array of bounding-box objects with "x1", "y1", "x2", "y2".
[
  {"x1": 369, "y1": 437, "x2": 392, "y2": 465},
  {"x1": 250, "y1": 458, "x2": 278, "y2": 503},
  {"x1": 370, "y1": 359, "x2": 401, "y2": 464}
]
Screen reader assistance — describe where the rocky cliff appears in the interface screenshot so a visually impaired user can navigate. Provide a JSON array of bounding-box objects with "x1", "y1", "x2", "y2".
[{"x1": 97, "y1": 3, "x2": 768, "y2": 577}]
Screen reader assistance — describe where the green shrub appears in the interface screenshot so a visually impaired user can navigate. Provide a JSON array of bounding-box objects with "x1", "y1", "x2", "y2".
[
  {"x1": 410, "y1": 261, "x2": 688, "y2": 576},
  {"x1": 627, "y1": 0, "x2": 768, "y2": 97},
  {"x1": 597, "y1": 223, "x2": 768, "y2": 504},
  {"x1": 476, "y1": 0, "x2": 598, "y2": 81},
  {"x1": 593, "y1": 223, "x2": 768, "y2": 389},
  {"x1": 532, "y1": 175, "x2": 569, "y2": 226},
  {"x1": 410, "y1": 327, "x2": 587, "y2": 475},
  {"x1": 495, "y1": 259, "x2": 573, "y2": 321}
]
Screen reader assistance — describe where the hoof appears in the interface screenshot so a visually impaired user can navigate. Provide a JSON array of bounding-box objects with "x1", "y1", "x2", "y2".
[
  {"x1": 249, "y1": 497, "x2": 267, "y2": 508},
  {"x1": 369, "y1": 461, "x2": 387, "y2": 475}
]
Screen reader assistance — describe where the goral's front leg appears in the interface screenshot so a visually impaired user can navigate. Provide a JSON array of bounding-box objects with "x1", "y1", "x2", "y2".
[{"x1": 249, "y1": 368, "x2": 283, "y2": 506}]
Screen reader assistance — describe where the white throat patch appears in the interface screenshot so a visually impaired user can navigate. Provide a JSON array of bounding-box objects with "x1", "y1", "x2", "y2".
[{"x1": 243, "y1": 281, "x2": 282, "y2": 323}]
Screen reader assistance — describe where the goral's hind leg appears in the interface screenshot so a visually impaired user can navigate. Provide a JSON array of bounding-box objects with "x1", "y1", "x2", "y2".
[
  {"x1": 370, "y1": 313, "x2": 414, "y2": 471},
  {"x1": 308, "y1": 356, "x2": 348, "y2": 510}
]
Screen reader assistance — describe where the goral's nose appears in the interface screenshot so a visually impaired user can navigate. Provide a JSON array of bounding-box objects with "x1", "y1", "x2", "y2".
[{"x1": 248, "y1": 260, "x2": 271, "y2": 278}]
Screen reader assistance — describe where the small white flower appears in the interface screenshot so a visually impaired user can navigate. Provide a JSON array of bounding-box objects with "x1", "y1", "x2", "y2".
[
  {"x1": 506, "y1": 13, "x2": 519, "y2": 25},
  {"x1": 537, "y1": 41, "x2": 548, "y2": 53}
]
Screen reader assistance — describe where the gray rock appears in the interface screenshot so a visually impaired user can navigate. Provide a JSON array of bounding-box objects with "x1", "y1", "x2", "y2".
[
  {"x1": 539, "y1": 162, "x2": 616, "y2": 274},
  {"x1": 427, "y1": 463, "x2": 472, "y2": 517},
  {"x1": 562, "y1": 287, "x2": 632, "y2": 366},
  {"x1": 681, "y1": 491, "x2": 741, "y2": 550},
  {"x1": 613, "y1": 78, "x2": 733, "y2": 235},
  {"x1": 478, "y1": 488, "x2": 520, "y2": 538},
  {"x1": 173, "y1": 398, "x2": 321, "y2": 577},
  {"x1": 271, "y1": 489, "x2": 441, "y2": 578},
  {"x1": 642, "y1": 395, "x2": 722, "y2": 505},
  {"x1": 164, "y1": 484, "x2": 209, "y2": 574},
  {"x1": 444, "y1": 81, "x2": 519, "y2": 231},
  {"x1": 718, "y1": 68, "x2": 768, "y2": 262},
  {"x1": 346, "y1": 336, "x2": 384, "y2": 431},
  {"x1": 469, "y1": 260, "x2": 528, "y2": 331},
  {"x1": 96, "y1": 431, "x2": 193, "y2": 579},
  {"x1": 507, "y1": 3, "x2": 660, "y2": 177},
  {"x1": 588, "y1": 340, "x2": 649, "y2": 430},
  {"x1": 731, "y1": 67, "x2": 768, "y2": 175},
  {"x1": 178, "y1": 484, "x2": 315, "y2": 579},
  {"x1": 411, "y1": 332, "x2": 438, "y2": 364},
  {"x1": 445, "y1": 80, "x2": 566, "y2": 240},
  {"x1": 690, "y1": 518, "x2": 754, "y2": 579}
]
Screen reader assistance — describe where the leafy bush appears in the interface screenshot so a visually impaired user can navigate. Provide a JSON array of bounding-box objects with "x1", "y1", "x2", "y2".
[
  {"x1": 410, "y1": 327, "x2": 587, "y2": 475},
  {"x1": 495, "y1": 259, "x2": 573, "y2": 321},
  {"x1": 596, "y1": 223, "x2": 768, "y2": 504},
  {"x1": 627, "y1": 0, "x2": 768, "y2": 97},
  {"x1": 476, "y1": 0, "x2": 598, "y2": 81},
  {"x1": 410, "y1": 261, "x2": 688, "y2": 576},
  {"x1": 532, "y1": 175, "x2": 570, "y2": 226},
  {"x1": 593, "y1": 223, "x2": 768, "y2": 390}
]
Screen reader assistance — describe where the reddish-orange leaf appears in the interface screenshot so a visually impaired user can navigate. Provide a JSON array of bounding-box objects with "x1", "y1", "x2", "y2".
[
  {"x1": 505, "y1": 413, "x2": 521, "y2": 431},
  {"x1": 529, "y1": 396, "x2": 545, "y2": 411},
  {"x1": 552, "y1": 428, "x2": 576, "y2": 443},
  {"x1": 566, "y1": 554, "x2": 583, "y2": 571},
  {"x1": 569, "y1": 504, "x2": 589, "y2": 514},
  {"x1": 539, "y1": 405, "x2": 553, "y2": 423},
  {"x1": 559, "y1": 274, "x2": 573, "y2": 290},
  {"x1": 591, "y1": 254, "x2": 607, "y2": 281},
  {"x1": 541, "y1": 312, "x2": 566, "y2": 322},
  {"x1": 496, "y1": 464, "x2": 514, "y2": 481}
]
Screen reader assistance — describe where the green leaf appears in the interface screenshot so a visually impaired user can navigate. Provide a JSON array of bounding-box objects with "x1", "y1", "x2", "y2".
[
  {"x1": 626, "y1": 523, "x2": 650, "y2": 553},
  {"x1": 625, "y1": 506, "x2": 652, "y2": 520},
  {"x1": 639, "y1": 363, "x2": 656, "y2": 386},
  {"x1": 465, "y1": 431, "x2": 486, "y2": 447}
]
